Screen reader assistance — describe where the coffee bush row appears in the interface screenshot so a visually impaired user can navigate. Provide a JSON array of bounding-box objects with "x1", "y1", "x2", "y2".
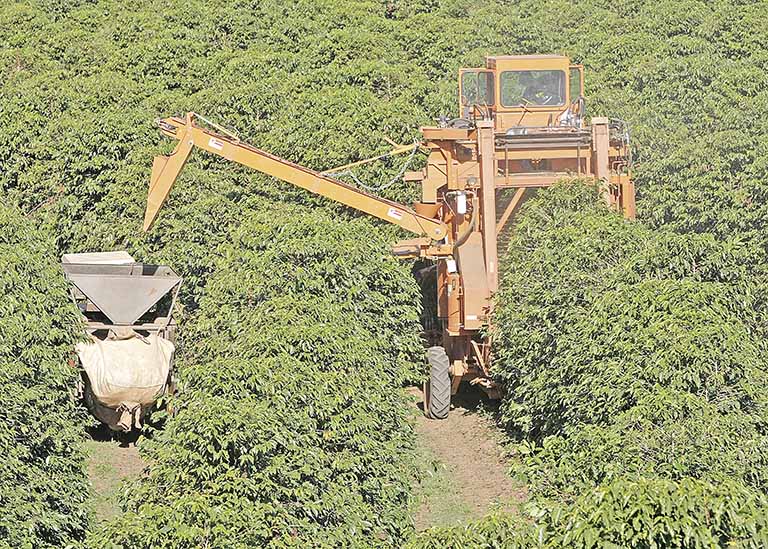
[
  {"x1": 0, "y1": 204, "x2": 90, "y2": 548},
  {"x1": 88, "y1": 204, "x2": 424, "y2": 548}
]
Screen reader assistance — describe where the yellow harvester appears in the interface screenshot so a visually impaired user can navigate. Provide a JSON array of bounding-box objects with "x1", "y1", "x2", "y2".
[{"x1": 143, "y1": 55, "x2": 634, "y2": 418}]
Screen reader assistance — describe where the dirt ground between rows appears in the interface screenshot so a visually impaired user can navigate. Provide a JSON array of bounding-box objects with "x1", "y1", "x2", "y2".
[
  {"x1": 409, "y1": 386, "x2": 527, "y2": 530},
  {"x1": 85, "y1": 427, "x2": 146, "y2": 523}
]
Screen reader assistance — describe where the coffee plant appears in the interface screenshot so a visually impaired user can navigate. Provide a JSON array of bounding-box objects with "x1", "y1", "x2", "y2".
[
  {"x1": 0, "y1": 204, "x2": 90, "y2": 548},
  {"x1": 87, "y1": 204, "x2": 424, "y2": 547},
  {"x1": 408, "y1": 477, "x2": 768, "y2": 548}
]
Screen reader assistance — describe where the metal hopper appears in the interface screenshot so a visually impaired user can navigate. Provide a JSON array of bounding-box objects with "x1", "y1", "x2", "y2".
[
  {"x1": 62, "y1": 252, "x2": 182, "y2": 327},
  {"x1": 63, "y1": 252, "x2": 182, "y2": 431}
]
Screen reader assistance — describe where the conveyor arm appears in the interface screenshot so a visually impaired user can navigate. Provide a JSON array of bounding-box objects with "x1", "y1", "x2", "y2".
[{"x1": 143, "y1": 113, "x2": 448, "y2": 242}]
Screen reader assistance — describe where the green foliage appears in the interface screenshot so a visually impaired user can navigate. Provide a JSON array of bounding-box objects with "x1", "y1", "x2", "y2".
[
  {"x1": 208, "y1": 208, "x2": 424, "y2": 381},
  {"x1": 494, "y1": 183, "x2": 768, "y2": 501},
  {"x1": 87, "y1": 204, "x2": 423, "y2": 547},
  {"x1": 0, "y1": 204, "x2": 90, "y2": 548},
  {"x1": 409, "y1": 478, "x2": 768, "y2": 548},
  {"x1": 407, "y1": 511, "x2": 526, "y2": 549}
]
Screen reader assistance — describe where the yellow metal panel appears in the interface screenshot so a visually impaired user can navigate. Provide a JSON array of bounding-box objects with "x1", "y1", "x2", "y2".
[
  {"x1": 591, "y1": 117, "x2": 611, "y2": 206},
  {"x1": 456, "y1": 232, "x2": 489, "y2": 331},
  {"x1": 144, "y1": 114, "x2": 448, "y2": 241},
  {"x1": 494, "y1": 147, "x2": 588, "y2": 160},
  {"x1": 144, "y1": 124, "x2": 194, "y2": 231},
  {"x1": 489, "y1": 56, "x2": 570, "y2": 72},
  {"x1": 494, "y1": 174, "x2": 571, "y2": 188},
  {"x1": 477, "y1": 121, "x2": 498, "y2": 294}
]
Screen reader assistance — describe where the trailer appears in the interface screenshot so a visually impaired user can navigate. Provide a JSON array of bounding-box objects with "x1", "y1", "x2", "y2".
[{"x1": 62, "y1": 252, "x2": 182, "y2": 431}]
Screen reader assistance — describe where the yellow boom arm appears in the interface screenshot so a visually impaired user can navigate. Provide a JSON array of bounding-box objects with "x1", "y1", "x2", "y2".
[{"x1": 143, "y1": 113, "x2": 448, "y2": 242}]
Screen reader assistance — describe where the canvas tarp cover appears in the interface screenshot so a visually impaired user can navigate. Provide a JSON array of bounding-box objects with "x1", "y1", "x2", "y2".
[{"x1": 76, "y1": 332, "x2": 174, "y2": 410}]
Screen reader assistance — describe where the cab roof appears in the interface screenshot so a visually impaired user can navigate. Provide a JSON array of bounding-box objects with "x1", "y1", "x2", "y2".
[{"x1": 486, "y1": 54, "x2": 568, "y2": 61}]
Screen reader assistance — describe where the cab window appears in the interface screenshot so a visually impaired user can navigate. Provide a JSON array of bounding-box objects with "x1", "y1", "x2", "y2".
[
  {"x1": 500, "y1": 70, "x2": 566, "y2": 107},
  {"x1": 569, "y1": 67, "x2": 583, "y2": 102},
  {"x1": 460, "y1": 71, "x2": 494, "y2": 106}
]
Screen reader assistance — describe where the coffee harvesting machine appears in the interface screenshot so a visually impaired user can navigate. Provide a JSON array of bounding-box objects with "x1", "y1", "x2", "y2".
[{"x1": 143, "y1": 55, "x2": 635, "y2": 419}]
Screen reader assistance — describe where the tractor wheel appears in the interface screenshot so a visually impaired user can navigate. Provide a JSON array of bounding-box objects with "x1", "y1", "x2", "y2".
[{"x1": 426, "y1": 346, "x2": 450, "y2": 419}]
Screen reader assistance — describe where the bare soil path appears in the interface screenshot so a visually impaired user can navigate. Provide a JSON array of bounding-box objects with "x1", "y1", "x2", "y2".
[
  {"x1": 409, "y1": 386, "x2": 527, "y2": 531},
  {"x1": 84, "y1": 426, "x2": 146, "y2": 523}
]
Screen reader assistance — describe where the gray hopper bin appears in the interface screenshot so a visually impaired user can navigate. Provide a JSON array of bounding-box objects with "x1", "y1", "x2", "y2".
[{"x1": 62, "y1": 252, "x2": 182, "y2": 327}]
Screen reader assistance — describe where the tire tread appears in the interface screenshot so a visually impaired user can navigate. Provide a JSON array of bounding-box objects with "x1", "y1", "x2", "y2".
[{"x1": 427, "y1": 346, "x2": 450, "y2": 419}]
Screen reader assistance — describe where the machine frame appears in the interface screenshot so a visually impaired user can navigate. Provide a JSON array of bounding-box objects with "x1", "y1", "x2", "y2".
[
  {"x1": 62, "y1": 252, "x2": 183, "y2": 430},
  {"x1": 142, "y1": 55, "x2": 635, "y2": 418}
]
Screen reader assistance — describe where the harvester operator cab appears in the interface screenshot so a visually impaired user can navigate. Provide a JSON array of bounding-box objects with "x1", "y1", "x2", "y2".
[
  {"x1": 515, "y1": 70, "x2": 564, "y2": 106},
  {"x1": 459, "y1": 55, "x2": 585, "y2": 132}
]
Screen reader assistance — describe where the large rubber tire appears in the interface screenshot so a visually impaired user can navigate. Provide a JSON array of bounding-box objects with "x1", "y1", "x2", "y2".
[{"x1": 427, "y1": 346, "x2": 451, "y2": 419}]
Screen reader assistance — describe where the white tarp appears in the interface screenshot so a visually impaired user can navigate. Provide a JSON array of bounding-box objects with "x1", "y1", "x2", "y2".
[
  {"x1": 76, "y1": 330, "x2": 174, "y2": 430},
  {"x1": 62, "y1": 251, "x2": 136, "y2": 264}
]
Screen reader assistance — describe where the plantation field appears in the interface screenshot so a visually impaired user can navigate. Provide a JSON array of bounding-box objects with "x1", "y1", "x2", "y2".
[{"x1": 2, "y1": 0, "x2": 768, "y2": 547}]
